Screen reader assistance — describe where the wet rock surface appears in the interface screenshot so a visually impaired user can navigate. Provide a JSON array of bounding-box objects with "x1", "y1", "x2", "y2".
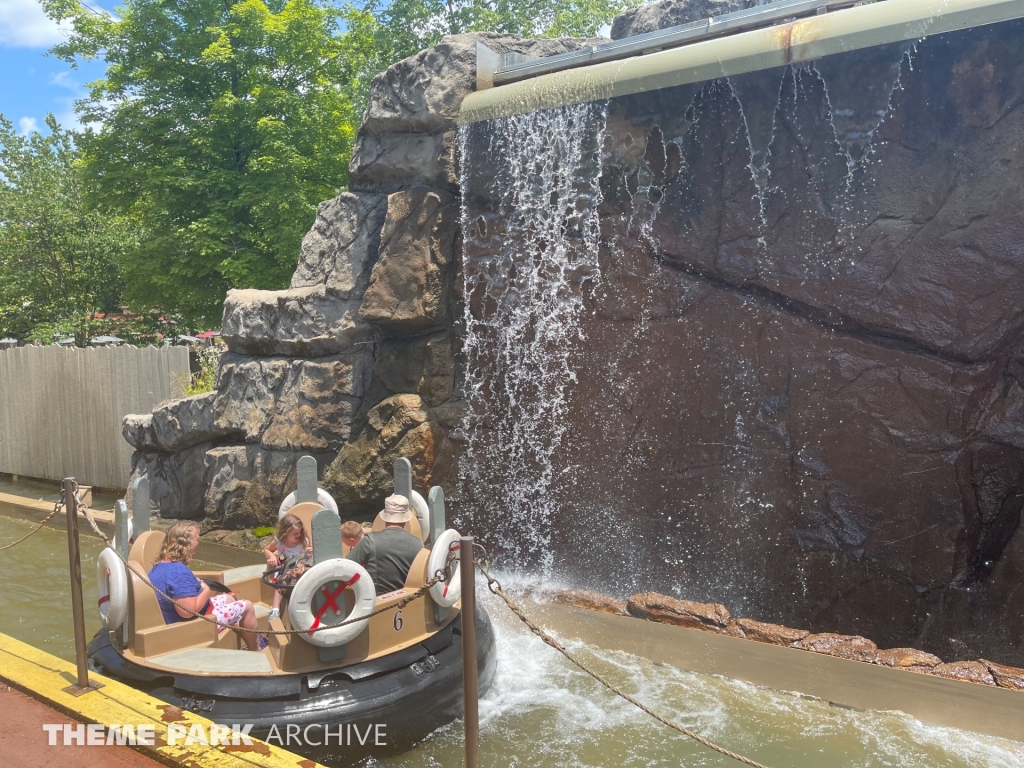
[
  {"x1": 930, "y1": 661, "x2": 997, "y2": 687},
  {"x1": 459, "y1": 19, "x2": 1024, "y2": 666},
  {"x1": 731, "y1": 618, "x2": 809, "y2": 646},
  {"x1": 875, "y1": 648, "x2": 943, "y2": 670},
  {"x1": 981, "y1": 659, "x2": 1024, "y2": 691},
  {"x1": 627, "y1": 592, "x2": 731, "y2": 632},
  {"x1": 549, "y1": 589, "x2": 629, "y2": 616}
]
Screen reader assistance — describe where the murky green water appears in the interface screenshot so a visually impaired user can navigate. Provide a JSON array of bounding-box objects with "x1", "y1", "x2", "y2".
[
  {"x1": 0, "y1": 475, "x2": 123, "y2": 510},
  {"x1": 3, "y1": 515, "x2": 1022, "y2": 767},
  {"x1": 0, "y1": 515, "x2": 219, "y2": 661},
  {"x1": 363, "y1": 586, "x2": 1024, "y2": 768}
]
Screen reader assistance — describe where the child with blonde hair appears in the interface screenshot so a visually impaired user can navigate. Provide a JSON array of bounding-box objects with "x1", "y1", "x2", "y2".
[
  {"x1": 341, "y1": 520, "x2": 366, "y2": 551},
  {"x1": 263, "y1": 513, "x2": 312, "y2": 621}
]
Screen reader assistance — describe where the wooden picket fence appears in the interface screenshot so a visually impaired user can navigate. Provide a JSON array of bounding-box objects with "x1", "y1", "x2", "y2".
[{"x1": 0, "y1": 345, "x2": 189, "y2": 489}]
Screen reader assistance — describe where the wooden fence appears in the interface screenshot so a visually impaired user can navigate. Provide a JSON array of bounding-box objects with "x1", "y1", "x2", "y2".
[{"x1": 0, "y1": 345, "x2": 190, "y2": 490}]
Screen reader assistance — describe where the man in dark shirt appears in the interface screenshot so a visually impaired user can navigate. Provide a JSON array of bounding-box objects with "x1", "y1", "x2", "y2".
[{"x1": 346, "y1": 494, "x2": 423, "y2": 595}]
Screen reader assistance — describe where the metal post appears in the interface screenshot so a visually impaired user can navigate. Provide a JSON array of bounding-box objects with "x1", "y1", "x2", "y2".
[
  {"x1": 460, "y1": 535, "x2": 479, "y2": 768},
  {"x1": 63, "y1": 477, "x2": 98, "y2": 694}
]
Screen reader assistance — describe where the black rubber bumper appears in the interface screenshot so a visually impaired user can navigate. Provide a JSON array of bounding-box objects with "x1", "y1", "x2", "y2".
[{"x1": 88, "y1": 603, "x2": 497, "y2": 765}]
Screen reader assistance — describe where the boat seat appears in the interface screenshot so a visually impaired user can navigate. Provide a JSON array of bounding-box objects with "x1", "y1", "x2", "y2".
[
  {"x1": 125, "y1": 529, "x2": 227, "y2": 657},
  {"x1": 148, "y1": 647, "x2": 272, "y2": 674},
  {"x1": 284, "y1": 501, "x2": 327, "y2": 549}
]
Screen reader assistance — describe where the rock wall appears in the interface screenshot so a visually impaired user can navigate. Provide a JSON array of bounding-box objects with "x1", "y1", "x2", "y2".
[
  {"x1": 123, "y1": 32, "x2": 600, "y2": 526},
  {"x1": 123, "y1": 0, "x2": 1024, "y2": 665},
  {"x1": 458, "y1": 12, "x2": 1024, "y2": 665}
]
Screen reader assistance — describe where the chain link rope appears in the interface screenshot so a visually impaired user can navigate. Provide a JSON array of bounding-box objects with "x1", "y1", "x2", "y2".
[{"x1": 474, "y1": 547, "x2": 771, "y2": 768}]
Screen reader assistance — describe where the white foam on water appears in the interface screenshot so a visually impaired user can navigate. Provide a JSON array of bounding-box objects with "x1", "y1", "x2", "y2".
[{"x1": 370, "y1": 588, "x2": 1024, "y2": 767}]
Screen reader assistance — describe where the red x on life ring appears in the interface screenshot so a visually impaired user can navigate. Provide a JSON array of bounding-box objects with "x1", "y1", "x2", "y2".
[{"x1": 308, "y1": 573, "x2": 360, "y2": 636}]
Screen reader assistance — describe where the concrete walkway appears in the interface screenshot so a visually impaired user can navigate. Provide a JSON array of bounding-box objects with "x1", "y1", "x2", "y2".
[{"x1": 0, "y1": 685, "x2": 163, "y2": 768}]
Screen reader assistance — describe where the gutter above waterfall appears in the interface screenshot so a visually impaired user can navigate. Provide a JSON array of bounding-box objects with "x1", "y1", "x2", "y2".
[{"x1": 460, "y1": 0, "x2": 1024, "y2": 124}]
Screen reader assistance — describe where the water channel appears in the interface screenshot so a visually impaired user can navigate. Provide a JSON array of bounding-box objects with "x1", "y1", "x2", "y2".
[{"x1": 2, "y1": 514, "x2": 1021, "y2": 768}]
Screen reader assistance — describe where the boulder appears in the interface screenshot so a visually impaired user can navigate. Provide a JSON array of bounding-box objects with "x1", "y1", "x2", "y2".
[
  {"x1": 122, "y1": 413, "x2": 157, "y2": 451},
  {"x1": 376, "y1": 331, "x2": 454, "y2": 406},
  {"x1": 549, "y1": 589, "x2": 629, "y2": 616},
  {"x1": 928, "y1": 661, "x2": 997, "y2": 686},
  {"x1": 148, "y1": 392, "x2": 228, "y2": 452},
  {"x1": 732, "y1": 618, "x2": 809, "y2": 646},
  {"x1": 324, "y1": 394, "x2": 443, "y2": 510},
  {"x1": 875, "y1": 648, "x2": 943, "y2": 670},
  {"x1": 221, "y1": 285, "x2": 371, "y2": 357},
  {"x1": 214, "y1": 353, "x2": 371, "y2": 451},
  {"x1": 203, "y1": 445, "x2": 335, "y2": 529},
  {"x1": 826, "y1": 637, "x2": 881, "y2": 663},
  {"x1": 359, "y1": 189, "x2": 459, "y2": 334},
  {"x1": 361, "y1": 33, "x2": 604, "y2": 135},
  {"x1": 433, "y1": 399, "x2": 469, "y2": 430},
  {"x1": 127, "y1": 442, "x2": 214, "y2": 520},
  {"x1": 794, "y1": 633, "x2": 873, "y2": 655},
  {"x1": 349, "y1": 132, "x2": 457, "y2": 193},
  {"x1": 626, "y1": 592, "x2": 731, "y2": 632},
  {"x1": 611, "y1": 0, "x2": 757, "y2": 40},
  {"x1": 980, "y1": 659, "x2": 1024, "y2": 691},
  {"x1": 290, "y1": 192, "x2": 387, "y2": 298}
]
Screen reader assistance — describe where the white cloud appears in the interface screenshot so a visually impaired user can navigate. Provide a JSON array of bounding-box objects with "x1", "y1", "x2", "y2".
[
  {"x1": 0, "y1": 0, "x2": 71, "y2": 48},
  {"x1": 18, "y1": 116, "x2": 39, "y2": 135},
  {"x1": 50, "y1": 70, "x2": 76, "y2": 88}
]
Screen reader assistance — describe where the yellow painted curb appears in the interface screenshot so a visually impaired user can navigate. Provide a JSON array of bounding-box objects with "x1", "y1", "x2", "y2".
[{"x1": 0, "y1": 632, "x2": 324, "y2": 768}]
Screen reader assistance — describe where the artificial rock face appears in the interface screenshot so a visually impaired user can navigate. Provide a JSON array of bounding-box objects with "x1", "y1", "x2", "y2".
[
  {"x1": 458, "y1": 19, "x2": 1024, "y2": 665},
  {"x1": 123, "y1": 31, "x2": 600, "y2": 525},
  {"x1": 610, "y1": 0, "x2": 755, "y2": 39}
]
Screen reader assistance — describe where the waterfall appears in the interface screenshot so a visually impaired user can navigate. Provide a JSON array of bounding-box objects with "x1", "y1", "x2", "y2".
[{"x1": 457, "y1": 102, "x2": 608, "y2": 571}]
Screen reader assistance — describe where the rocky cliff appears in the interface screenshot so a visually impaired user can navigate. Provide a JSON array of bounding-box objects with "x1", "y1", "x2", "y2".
[
  {"x1": 122, "y1": 32, "x2": 600, "y2": 526},
  {"x1": 457, "y1": 12, "x2": 1024, "y2": 665},
  {"x1": 124, "y1": 1, "x2": 1024, "y2": 665}
]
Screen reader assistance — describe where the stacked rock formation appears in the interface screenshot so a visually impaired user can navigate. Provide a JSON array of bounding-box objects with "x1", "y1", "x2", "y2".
[{"x1": 122, "y1": 33, "x2": 600, "y2": 527}]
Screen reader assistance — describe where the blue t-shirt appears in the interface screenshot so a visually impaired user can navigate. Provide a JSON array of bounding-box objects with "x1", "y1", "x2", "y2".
[{"x1": 148, "y1": 561, "x2": 202, "y2": 624}]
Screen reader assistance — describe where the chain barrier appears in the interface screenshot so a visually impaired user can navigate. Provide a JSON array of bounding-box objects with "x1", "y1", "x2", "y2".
[
  {"x1": 473, "y1": 546, "x2": 771, "y2": 768},
  {"x1": 0, "y1": 494, "x2": 66, "y2": 552},
  {"x1": 75, "y1": 491, "x2": 444, "y2": 637}
]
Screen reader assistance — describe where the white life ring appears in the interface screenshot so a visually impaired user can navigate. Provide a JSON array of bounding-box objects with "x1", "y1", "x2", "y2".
[
  {"x1": 288, "y1": 559, "x2": 375, "y2": 647},
  {"x1": 97, "y1": 548, "x2": 128, "y2": 631},
  {"x1": 428, "y1": 529, "x2": 462, "y2": 608},
  {"x1": 278, "y1": 488, "x2": 339, "y2": 519},
  {"x1": 409, "y1": 490, "x2": 429, "y2": 542},
  {"x1": 111, "y1": 517, "x2": 134, "y2": 552}
]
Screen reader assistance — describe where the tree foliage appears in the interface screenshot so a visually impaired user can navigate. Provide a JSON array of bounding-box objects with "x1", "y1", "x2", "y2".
[
  {"x1": 40, "y1": 0, "x2": 637, "y2": 326},
  {"x1": 341, "y1": 0, "x2": 640, "y2": 117},
  {"x1": 45, "y1": 0, "x2": 358, "y2": 325},
  {"x1": 0, "y1": 114, "x2": 137, "y2": 343}
]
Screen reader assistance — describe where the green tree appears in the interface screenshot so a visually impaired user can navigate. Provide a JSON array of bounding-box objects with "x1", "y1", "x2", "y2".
[
  {"x1": 0, "y1": 114, "x2": 137, "y2": 343},
  {"x1": 342, "y1": 0, "x2": 640, "y2": 118},
  {"x1": 45, "y1": 0, "x2": 358, "y2": 325}
]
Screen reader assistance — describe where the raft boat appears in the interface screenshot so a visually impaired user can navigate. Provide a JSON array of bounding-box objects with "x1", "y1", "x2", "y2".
[{"x1": 87, "y1": 457, "x2": 497, "y2": 764}]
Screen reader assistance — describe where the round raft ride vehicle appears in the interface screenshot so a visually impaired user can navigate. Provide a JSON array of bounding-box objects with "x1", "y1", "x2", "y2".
[{"x1": 88, "y1": 457, "x2": 497, "y2": 763}]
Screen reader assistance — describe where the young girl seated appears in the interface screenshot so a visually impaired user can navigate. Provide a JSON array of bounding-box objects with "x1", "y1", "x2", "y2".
[
  {"x1": 263, "y1": 513, "x2": 313, "y2": 621},
  {"x1": 148, "y1": 521, "x2": 266, "y2": 651}
]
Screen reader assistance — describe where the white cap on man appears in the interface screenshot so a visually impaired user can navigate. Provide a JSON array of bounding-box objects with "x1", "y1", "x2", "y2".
[{"x1": 380, "y1": 494, "x2": 413, "y2": 523}]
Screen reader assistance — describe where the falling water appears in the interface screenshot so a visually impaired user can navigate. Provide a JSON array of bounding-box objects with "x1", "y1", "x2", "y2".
[{"x1": 457, "y1": 102, "x2": 608, "y2": 570}]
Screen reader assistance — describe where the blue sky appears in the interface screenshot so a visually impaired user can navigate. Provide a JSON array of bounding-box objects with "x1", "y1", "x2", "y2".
[{"x1": 0, "y1": 0, "x2": 109, "y2": 134}]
